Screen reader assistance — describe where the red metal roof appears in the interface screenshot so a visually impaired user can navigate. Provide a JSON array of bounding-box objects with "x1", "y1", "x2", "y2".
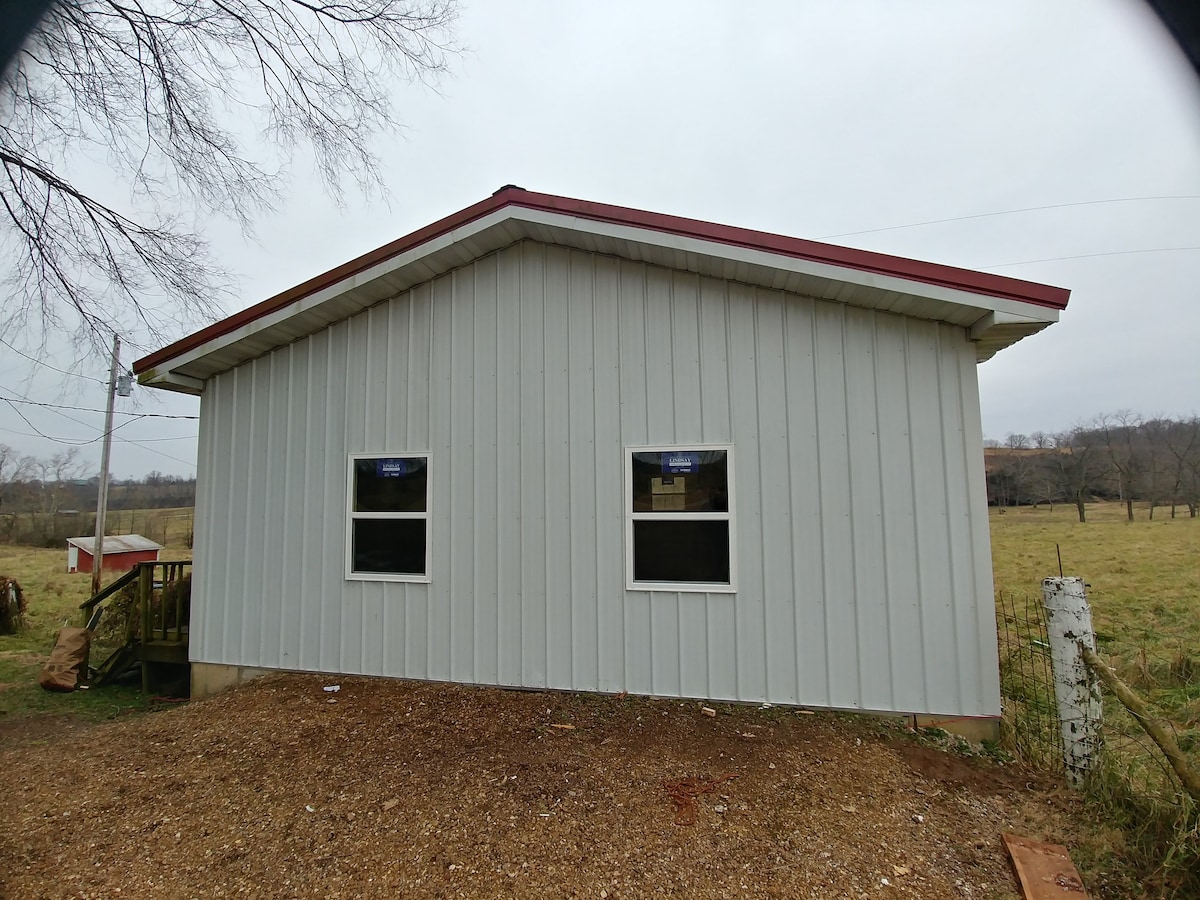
[{"x1": 133, "y1": 186, "x2": 1071, "y2": 375}]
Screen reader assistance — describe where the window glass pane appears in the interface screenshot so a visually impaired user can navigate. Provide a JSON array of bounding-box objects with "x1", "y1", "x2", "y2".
[
  {"x1": 352, "y1": 519, "x2": 427, "y2": 575},
  {"x1": 632, "y1": 520, "x2": 730, "y2": 584},
  {"x1": 631, "y1": 450, "x2": 728, "y2": 513},
  {"x1": 354, "y1": 457, "x2": 427, "y2": 512}
]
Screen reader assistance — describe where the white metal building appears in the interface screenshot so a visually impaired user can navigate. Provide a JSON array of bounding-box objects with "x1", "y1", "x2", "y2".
[{"x1": 135, "y1": 187, "x2": 1069, "y2": 720}]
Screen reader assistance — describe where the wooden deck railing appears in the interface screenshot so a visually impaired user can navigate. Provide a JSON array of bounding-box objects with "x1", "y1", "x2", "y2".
[{"x1": 80, "y1": 560, "x2": 192, "y2": 690}]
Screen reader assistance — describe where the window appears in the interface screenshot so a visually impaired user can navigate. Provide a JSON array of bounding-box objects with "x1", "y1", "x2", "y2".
[
  {"x1": 346, "y1": 454, "x2": 430, "y2": 581},
  {"x1": 626, "y1": 445, "x2": 735, "y2": 592}
]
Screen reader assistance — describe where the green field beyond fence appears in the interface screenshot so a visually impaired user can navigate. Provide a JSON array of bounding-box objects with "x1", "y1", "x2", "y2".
[{"x1": 991, "y1": 502, "x2": 1199, "y2": 896}]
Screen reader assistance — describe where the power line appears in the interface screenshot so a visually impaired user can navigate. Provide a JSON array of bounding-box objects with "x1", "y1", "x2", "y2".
[
  {"x1": 0, "y1": 425, "x2": 196, "y2": 443},
  {"x1": 818, "y1": 195, "x2": 1200, "y2": 240},
  {"x1": 1, "y1": 397, "x2": 145, "y2": 445},
  {"x1": 0, "y1": 386, "x2": 196, "y2": 469},
  {"x1": 0, "y1": 395, "x2": 198, "y2": 419},
  {"x1": 0, "y1": 336, "x2": 106, "y2": 383},
  {"x1": 980, "y1": 246, "x2": 1200, "y2": 269}
]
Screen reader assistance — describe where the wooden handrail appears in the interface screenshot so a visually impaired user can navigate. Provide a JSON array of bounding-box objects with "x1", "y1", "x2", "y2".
[{"x1": 79, "y1": 565, "x2": 140, "y2": 611}]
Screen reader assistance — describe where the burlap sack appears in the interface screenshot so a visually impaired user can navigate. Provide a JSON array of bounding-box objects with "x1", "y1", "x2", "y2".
[{"x1": 39, "y1": 627, "x2": 91, "y2": 692}]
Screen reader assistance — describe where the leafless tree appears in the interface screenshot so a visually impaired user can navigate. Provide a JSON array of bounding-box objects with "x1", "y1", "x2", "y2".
[
  {"x1": 0, "y1": 443, "x2": 34, "y2": 512},
  {"x1": 1005, "y1": 432, "x2": 1029, "y2": 450},
  {"x1": 1096, "y1": 411, "x2": 1143, "y2": 522},
  {"x1": 1050, "y1": 427, "x2": 1108, "y2": 523},
  {"x1": 33, "y1": 448, "x2": 88, "y2": 513},
  {"x1": 1, "y1": 0, "x2": 458, "y2": 354},
  {"x1": 1030, "y1": 431, "x2": 1053, "y2": 450}
]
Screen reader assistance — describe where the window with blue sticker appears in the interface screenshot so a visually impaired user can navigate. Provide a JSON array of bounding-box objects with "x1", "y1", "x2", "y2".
[
  {"x1": 347, "y1": 454, "x2": 430, "y2": 580},
  {"x1": 627, "y1": 447, "x2": 734, "y2": 590}
]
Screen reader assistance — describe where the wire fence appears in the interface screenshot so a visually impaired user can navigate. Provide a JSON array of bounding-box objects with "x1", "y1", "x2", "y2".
[
  {"x1": 997, "y1": 589, "x2": 1199, "y2": 896},
  {"x1": 996, "y1": 591, "x2": 1063, "y2": 771}
]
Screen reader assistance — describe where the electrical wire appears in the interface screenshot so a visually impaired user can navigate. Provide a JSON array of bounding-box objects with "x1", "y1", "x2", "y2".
[
  {"x1": 1, "y1": 396, "x2": 145, "y2": 445},
  {"x1": 0, "y1": 386, "x2": 197, "y2": 469},
  {"x1": 0, "y1": 336, "x2": 107, "y2": 383},
  {"x1": 0, "y1": 395, "x2": 198, "y2": 419},
  {"x1": 980, "y1": 246, "x2": 1200, "y2": 269},
  {"x1": 817, "y1": 195, "x2": 1200, "y2": 240},
  {"x1": 0, "y1": 425, "x2": 196, "y2": 443}
]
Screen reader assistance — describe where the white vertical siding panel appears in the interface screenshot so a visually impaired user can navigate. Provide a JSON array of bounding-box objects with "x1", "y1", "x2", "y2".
[
  {"x1": 339, "y1": 315, "x2": 367, "y2": 674},
  {"x1": 255, "y1": 354, "x2": 285, "y2": 667},
  {"x1": 906, "y1": 323, "x2": 958, "y2": 712},
  {"x1": 813, "y1": 303, "x2": 860, "y2": 707},
  {"x1": 190, "y1": 389, "x2": 216, "y2": 663},
  {"x1": 669, "y1": 272, "x2": 709, "y2": 699},
  {"x1": 783, "y1": 300, "x2": 828, "y2": 706},
  {"x1": 755, "y1": 289, "x2": 798, "y2": 704},
  {"x1": 495, "y1": 247, "x2": 524, "y2": 686},
  {"x1": 643, "y1": 267, "x2": 681, "y2": 696},
  {"x1": 940, "y1": 327, "x2": 990, "y2": 715},
  {"x1": 403, "y1": 284, "x2": 433, "y2": 679},
  {"x1": 201, "y1": 372, "x2": 232, "y2": 663},
  {"x1": 669, "y1": 272, "x2": 703, "y2": 437},
  {"x1": 874, "y1": 317, "x2": 924, "y2": 712},
  {"x1": 238, "y1": 358, "x2": 266, "y2": 666},
  {"x1": 448, "y1": 269, "x2": 475, "y2": 681},
  {"x1": 429, "y1": 273, "x2": 456, "y2": 682},
  {"x1": 224, "y1": 367, "x2": 253, "y2": 665},
  {"x1": 518, "y1": 244, "x2": 548, "y2": 687},
  {"x1": 698, "y1": 280, "x2": 737, "y2": 700},
  {"x1": 356, "y1": 304, "x2": 389, "y2": 676},
  {"x1": 843, "y1": 308, "x2": 892, "y2": 712},
  {"x1": 727, "y1": 283, "x2": 766, "y2": 701},
  {"x1": 593, "y1": 255, "x2": 625, "y2": 692},
  {"x1": 295, "y1": 331, "x2": 328, "y2": 671},
  {"x1": 542, "y1": 245, "x2": 572, "y2": 688},
  {"x1": 958, "y1": 339, "x2": 1002, "y2": 716},
  {"x1": 319, "y1": 322, "x2": 350, "y2": 672},
  {"x1": 938, "y1": 326, "x2": 975, "y2": 710},
  {"x1": 567, "y1": 249, "x2": 600, "y2": 690},
  {"x1": 472, "y1": 255, "x2": 501, "y2": 685},
  {"x1": 617, "y1": 261, "x2": 652, "y2": 694},
  {"x1": 278, "y1": 345, "x2": 305, "y2": 671}
]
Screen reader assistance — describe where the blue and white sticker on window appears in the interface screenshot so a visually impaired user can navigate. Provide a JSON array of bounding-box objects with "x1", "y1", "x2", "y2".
[
  {"x1": 662, "y1": 451, "x2": 699, "y2": 474},
  {"x1": 375, "y1": 458, "x2": 419, "y2": 478}
]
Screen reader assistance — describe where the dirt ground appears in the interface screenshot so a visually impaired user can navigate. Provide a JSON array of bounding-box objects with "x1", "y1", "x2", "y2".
[{"x1": 0, "y1": 674, "x2": 1090, "y2": 899}]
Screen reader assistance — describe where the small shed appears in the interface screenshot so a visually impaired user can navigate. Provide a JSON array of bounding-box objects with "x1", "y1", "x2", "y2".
[
  {"x1": 133, "y1": 187, "x2": 1070, "y2": 724},
  {"x1": 67, "y1": 534, "x2": 163, "y2": 575}
]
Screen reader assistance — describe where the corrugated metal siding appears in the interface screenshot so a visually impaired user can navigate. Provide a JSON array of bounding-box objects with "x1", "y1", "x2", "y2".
[{"x1": 191, "y1": 240, "x2": 1000, "y2": 716}]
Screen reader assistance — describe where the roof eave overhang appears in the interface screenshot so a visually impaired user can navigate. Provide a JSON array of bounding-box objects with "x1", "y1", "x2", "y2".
[{"x1": 135, "y1": 194, "x2": 1068, "y2": 394}]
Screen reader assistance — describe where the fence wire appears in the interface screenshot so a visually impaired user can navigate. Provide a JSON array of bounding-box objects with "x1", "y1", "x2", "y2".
[{"x1": 996, "y1": 591, "x2": 1063, "y2": 771}]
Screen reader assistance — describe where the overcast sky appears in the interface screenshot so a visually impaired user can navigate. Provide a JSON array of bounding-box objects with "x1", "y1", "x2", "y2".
[{"x1": 2, "y1": 0, "x2": 1198, "y2": 478}]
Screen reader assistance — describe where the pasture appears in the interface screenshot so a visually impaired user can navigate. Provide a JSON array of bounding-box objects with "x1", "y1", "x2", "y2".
[{"x1": 991, "y1": 502, "x2": 1200, "y2": 732}]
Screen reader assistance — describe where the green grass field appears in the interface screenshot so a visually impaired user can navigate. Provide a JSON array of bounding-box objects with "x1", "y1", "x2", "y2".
[
  {"x1": 991, "y1": 502, "x2": 1200, "y2": 731},
  {"x1": 0, "y1": 509, "x2": 194, "y2": 723}
]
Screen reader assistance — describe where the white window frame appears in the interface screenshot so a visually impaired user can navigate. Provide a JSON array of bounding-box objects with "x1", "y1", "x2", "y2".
[
  {"x1": 625, "y1": 443, "x2": 736, "y2": 593},
  {"x1": 346, "y1": 452, "x2": 432, "y2": 583}
]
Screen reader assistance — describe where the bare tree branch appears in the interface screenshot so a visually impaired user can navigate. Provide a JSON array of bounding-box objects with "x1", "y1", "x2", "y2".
[{"x1": 1, "y1": 0, "x2": 459, "y2": 354}]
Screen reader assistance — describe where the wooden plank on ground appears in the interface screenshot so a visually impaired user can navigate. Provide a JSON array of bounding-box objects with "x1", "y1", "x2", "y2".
[{"x1": 1003, "y1": 833, "x2": 1089, "y2": 898}]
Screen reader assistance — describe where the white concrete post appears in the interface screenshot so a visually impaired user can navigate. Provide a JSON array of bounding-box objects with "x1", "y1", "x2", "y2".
[{"x1": 1042, "y1": 577, "x2": 1102, "y2": 785}]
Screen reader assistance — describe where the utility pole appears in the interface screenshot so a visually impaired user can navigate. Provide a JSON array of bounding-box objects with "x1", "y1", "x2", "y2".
[{"x1": 91, "y1": 334, "x2": 120, "y2": 596}]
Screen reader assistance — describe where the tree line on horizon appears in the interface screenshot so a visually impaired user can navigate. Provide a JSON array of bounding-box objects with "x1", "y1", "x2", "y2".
[
  {"x1": 0, "y1": 444, "x2": 195, "y2": 518},
  {"x1": 984, "y1": 413, "x2": 1200, "y2": 522}
]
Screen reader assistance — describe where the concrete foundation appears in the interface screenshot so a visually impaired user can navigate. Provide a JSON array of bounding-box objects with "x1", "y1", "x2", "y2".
[
  {"x1": 191, "y1": 662, "x2": 274, "y2": 699},
  {"x1": 911, "y1": 714, "x2": 1000, "y2": 744}
]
